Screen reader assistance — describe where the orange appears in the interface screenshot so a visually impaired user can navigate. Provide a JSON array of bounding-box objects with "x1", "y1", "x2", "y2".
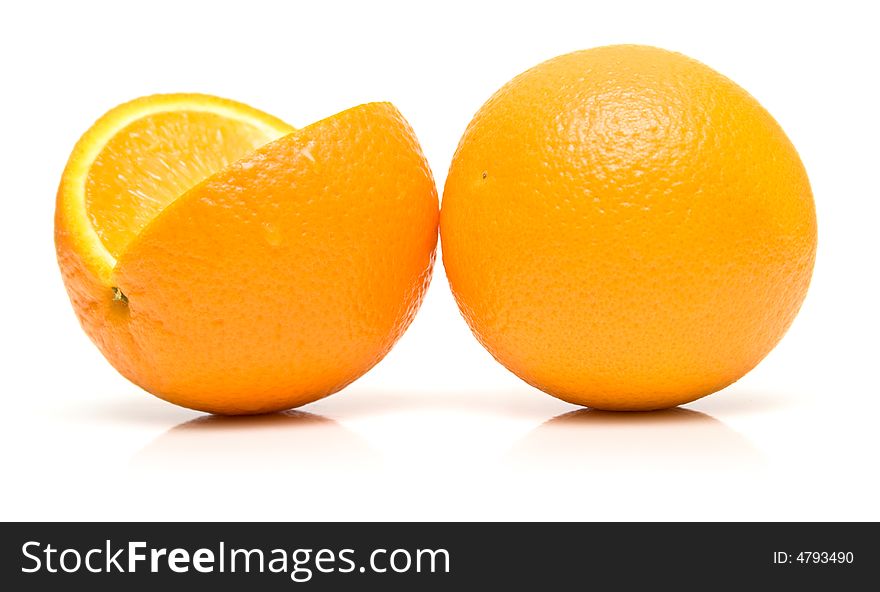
[
  {"x1": 56, "y1": 94, "x2": 438, "y2": 414},
  {"x1": 441, "y1": 45, "x2": 817, "y2": 410}
]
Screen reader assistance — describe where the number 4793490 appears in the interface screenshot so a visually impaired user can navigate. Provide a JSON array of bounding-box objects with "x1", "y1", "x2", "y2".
[{"x1": 797, "y1": 552, "x2": 854, "y2": 564}]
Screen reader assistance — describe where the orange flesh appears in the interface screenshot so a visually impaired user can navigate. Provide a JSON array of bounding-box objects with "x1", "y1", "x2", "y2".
[{"x1": 85, "y1": 111, "x2": 280, "y2": 259}]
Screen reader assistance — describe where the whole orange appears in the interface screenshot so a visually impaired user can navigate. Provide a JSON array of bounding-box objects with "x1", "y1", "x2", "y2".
[
  {"x1": 441, "y1": 45, "x2": 817, "y2": 410},
  {"x1": 56, "y1": 95, "x2": 438, "y2": 414}
]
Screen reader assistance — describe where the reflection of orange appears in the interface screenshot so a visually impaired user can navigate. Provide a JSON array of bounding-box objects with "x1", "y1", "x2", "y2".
[
  {"x1": 510, "y1": 409, "x2": 759, "y2": 471},
  {"x1": 56, "y1": 95, "x2": 438, "y2": 414},
  {"x1": 131, "y1": 411, "x2": 375, "y2": 472},
  {"x1": 441, "y1": 45, "x2": 817, "y2": 410}
]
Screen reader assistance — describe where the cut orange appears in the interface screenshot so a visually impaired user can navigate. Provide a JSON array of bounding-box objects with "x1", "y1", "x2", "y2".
[{"x1": 56, "y1": 94, "x2": 438, "y2": 414}]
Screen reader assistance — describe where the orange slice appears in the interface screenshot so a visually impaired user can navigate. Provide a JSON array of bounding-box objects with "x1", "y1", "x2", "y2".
[{"x1": 58, "y1": 94, "x2": 294, "y2": 283}]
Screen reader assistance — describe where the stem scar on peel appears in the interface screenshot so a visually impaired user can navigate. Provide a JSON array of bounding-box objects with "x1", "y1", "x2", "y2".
[{"x1": 112, "y1": 287, "x2": 129, "y2": 305}]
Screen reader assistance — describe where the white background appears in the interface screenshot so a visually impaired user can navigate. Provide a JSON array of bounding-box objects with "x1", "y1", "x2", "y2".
[{"x1": 1, "y1": 0, "x2": 878, "y2": 521}]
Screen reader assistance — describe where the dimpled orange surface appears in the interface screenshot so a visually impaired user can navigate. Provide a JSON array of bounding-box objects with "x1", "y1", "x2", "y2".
[
  {"x1": 56, "y1": 95, "x2": 439, "y2": 414},
  {"x1": 441, "y1": 45, "x2": 817, "y2": 410}
]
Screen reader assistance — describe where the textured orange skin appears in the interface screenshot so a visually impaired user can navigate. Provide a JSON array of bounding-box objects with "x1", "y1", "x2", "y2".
[
  {"x1": 57, "y1": 101, "x2": 438, "y2": 414},
  {"x1": 441, "y1": 45, "x2": 817, "y2": 410}
]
